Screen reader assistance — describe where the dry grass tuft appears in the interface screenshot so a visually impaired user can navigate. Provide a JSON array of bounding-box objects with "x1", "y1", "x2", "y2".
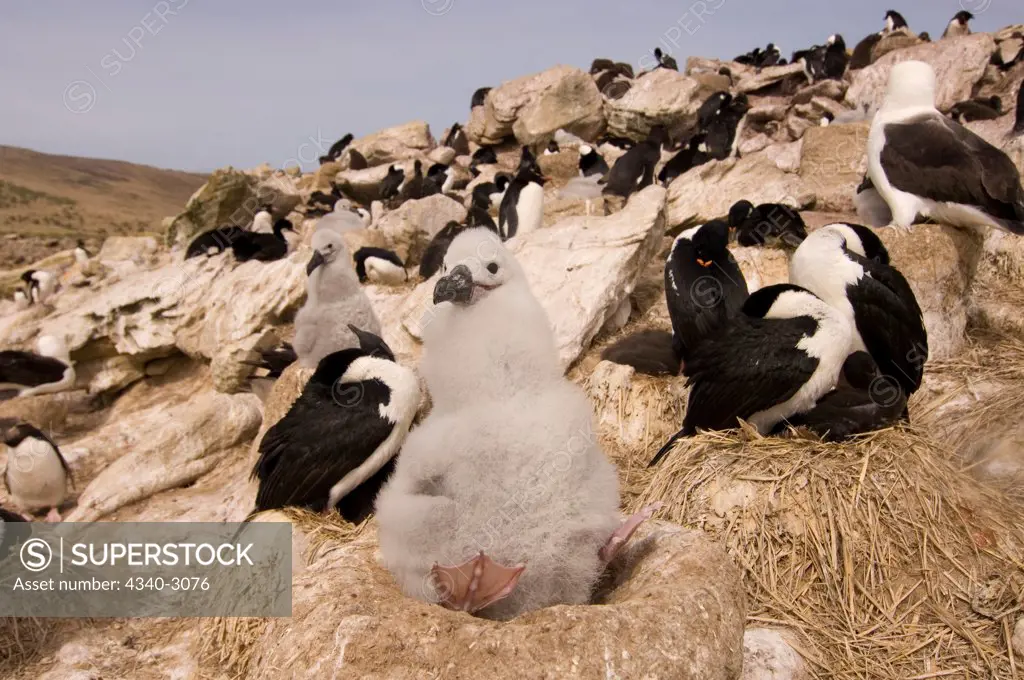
[
  {"x1": 634, "y1": 424, "x2": 1024, "y2": 678},
  {"x1": 0, "y1": 617, "x2": 54, "y2": 670},
  {"x1": 197, "y1": 508, "x2": 368, "y2": 678}
]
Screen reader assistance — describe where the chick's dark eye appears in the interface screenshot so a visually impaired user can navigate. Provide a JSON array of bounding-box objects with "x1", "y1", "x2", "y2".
[{"x1": 486, "y1": 263, "x2": 499, "y2": 274}]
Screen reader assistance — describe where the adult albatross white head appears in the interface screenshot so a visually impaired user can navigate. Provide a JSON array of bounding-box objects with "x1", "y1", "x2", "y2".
[{"x1": 865, "y1": 60, "x2": 1024, "y2": 235}]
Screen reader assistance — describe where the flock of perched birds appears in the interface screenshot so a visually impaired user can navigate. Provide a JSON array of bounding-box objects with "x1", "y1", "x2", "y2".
[{"x1": 2, "y1": 8, "x2": 1023, "y2": 619}]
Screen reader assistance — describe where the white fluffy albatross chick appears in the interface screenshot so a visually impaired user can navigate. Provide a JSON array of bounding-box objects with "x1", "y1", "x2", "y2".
[
  {"x1": 419, "y1": 227, "x2": 561, "y2": 410},
  {"x1": 293, "y1": 228, "x2": 381, "y2": 368},
  {"x1": 867, "y1": 60, "x2": 1024, "y2": 234},
  {"x1": 376, "y1": 228, "x2": 661, "y2": 620}
]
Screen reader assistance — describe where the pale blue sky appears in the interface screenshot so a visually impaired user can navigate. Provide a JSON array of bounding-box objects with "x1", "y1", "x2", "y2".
[{"x1": 1, "y1": 0, "x2": 1017, "y2": 172}]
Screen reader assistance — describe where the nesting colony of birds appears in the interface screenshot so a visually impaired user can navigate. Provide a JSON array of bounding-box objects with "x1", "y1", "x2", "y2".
[{"x1": 2, "y1": 7, "x2": 1024, "y2": 677}]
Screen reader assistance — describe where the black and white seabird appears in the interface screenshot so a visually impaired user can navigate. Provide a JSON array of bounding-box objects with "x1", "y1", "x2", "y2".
[
  {"x1": 822, "y1": 34, "x2": 849, "y2": 80},
  {"x1": 326, "y1": 134, "x2": 354, "y2": 162},
  {"x1": 790, "y1": 223, "x2": 927, "y2": 403},
  {"x1": 354, "y1": 247, "x2": 408, "y2": 285},
  {"x1": 0, "y1": 335, "x2": 75, "y2": 400},
  {"x1": 942, "y1": 10, "x2": 973, "y2": 39},
  {"x1": 2, "y1": 418, "x2": 72, "y2": 522},
  {"x1": 598, "y1": 133, "x2": 635, "y2": 150},
  {"x1": 705, "y1": 94, "x2": 749, "y2": 159},
  {"x1": 251, "y1": 206, "x2": 274, "y2": 234},
  {"x1": 491, "y1": 173, "x2": 513, "y2": 208},
  {"x1": 185, "y1": 225, "x2": 247, "y2": 259},
  {"x1": 251, "y1": 327, "x2": 419, "y2": 523},
  {"x1": 21, "y1": 269, "x2": 56, "y2": 305},
  {"x1": 883, "y1": 9, "x2": 909, "y2": 33},
  {"x1": 578, "y1": 144, "x2": 610, "y2": 177},
  {"x1": 665, "y1": 220, "x2": 749, "y2": 364},
  {"x1": 498, "y1": 147, "x2": 547, "y2": 240},
  {"x1": 650, "y1": 283, "x2": 852, "y2": 465},
  {"x1": 420, "y1": 221, "x2": 465, "y2": 279},
  {"x1": 867, "y1": 61, "x2": 1024, "y2": 234},
  {"x1": 653, "y1": 47, "x2": 678, "y2": 71},
  {"x1": 658, "y1": 133, "x2": 710, "y2": 185},
  {"x1": 230, "y1": 219, "x2": 295, "y2": 263},
  {"x1": 425, "y1": 162, "x2": 456, "y2": 195},
  {"x1": 728, "y1": 200, "x2": 808, "y2": 248},
  {"x1": 398, "y1": 160, "x2": 426, "y2": 203},
  {"x1": 543, "y1": 140, "x2": 560, "y2": 156},
  {"x1": 783, "y1": 351, "x2": 908, "y2": 440},
  {"x1": 947, "y1": 96, "x2": 1002, "y2": 123},
  {"x1": 697, "y1": 91, "x2": 731, "y2": 130},
  {"x1": 757, "y1": 43, "x2": 782, "y2": 68},
  {"x1": 602, "y1": 125, "x2": 665, "y2": 198},
  {"x1": 379, "y1": 165, "x2": 405, "y2": 201},
  {"x1": 471, "y1": 87, "x2": 491, "y2": 109},
  {"x1": 73, "y1": 239, "x2": 90, "y2": 265},
  {"x1": 241, "y1": 343, "x2": 297, "y2": 381},
  {"x1": 466, "y1": 184, "x2": 499, "y2": 232},
  {"x1": 734, "y1": 46, "x2": 762, "y2": 65},
  {"x1": 441, "y1": 122, "x2": 471, "y2": 156},
  {"x1": 469, "y1": 146, "x2": 499, "y2": 177}
]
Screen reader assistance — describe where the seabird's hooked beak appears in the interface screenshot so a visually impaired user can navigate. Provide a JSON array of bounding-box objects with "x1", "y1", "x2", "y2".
[
  {"x1": 433, "y1": 264, "x2": 475, "y2": 305},
  {"x1": 307, "y1": 250, "x2": 326, "y2": 275}
]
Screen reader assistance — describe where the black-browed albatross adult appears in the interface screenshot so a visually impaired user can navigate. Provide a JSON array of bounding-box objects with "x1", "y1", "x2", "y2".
[{"x1": 866, "y1": 60, "x2": 1024, "y2": 234}]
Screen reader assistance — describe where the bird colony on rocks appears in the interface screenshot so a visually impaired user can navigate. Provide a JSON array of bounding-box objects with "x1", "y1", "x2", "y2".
[{"x1": 3, "y1": 8, "x2": 1024, "y2": 679}]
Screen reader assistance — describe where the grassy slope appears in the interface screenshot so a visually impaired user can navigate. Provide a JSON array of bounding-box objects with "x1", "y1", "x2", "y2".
[{"x1": 0, "y1": 145, "x2": 208, "y2": 266}]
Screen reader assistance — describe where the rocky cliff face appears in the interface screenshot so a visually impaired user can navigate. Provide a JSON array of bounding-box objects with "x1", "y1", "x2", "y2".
[{"x1": 2, "y1": 22, "x2": 1024, "y2": 680}]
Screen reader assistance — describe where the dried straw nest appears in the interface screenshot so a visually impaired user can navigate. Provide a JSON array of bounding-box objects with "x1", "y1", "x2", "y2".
[
  {"x1": 634, "y1": 425, "x2": 1024, "y2": 677},
  {"x1": 0, "y1": 617, "x2": 55, "y2": 672},
  {"x1": 197, "y1": 508, "x2": 368, "y2": 677}
]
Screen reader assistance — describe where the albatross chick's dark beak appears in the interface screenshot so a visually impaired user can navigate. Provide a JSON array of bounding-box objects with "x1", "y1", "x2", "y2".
[
  {"x1": 433, "y1": 264, "x2": 475, "y2": 305},
  {"x1": 306, "y1": 250, "x2": 326, "y2": 275}
]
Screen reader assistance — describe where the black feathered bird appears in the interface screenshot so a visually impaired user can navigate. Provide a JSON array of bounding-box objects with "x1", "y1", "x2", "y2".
[
  {"x1": 602, "y1": 125, "x2": 666, "y2": 198},
  {"x1": 649, "y1": 284, "x2": 853, "y2": 465},
  {"x1": 658, "y1": 133, "x2": 709, "y2": 185},
  {"x1": 250, "y1": 327, "x2": 420, "y2": 523},
  {"x1": 230, "y1": 219, "x2": 295, "y2": 263},
  {"x1": 665, "y1": 220, "x2": 749, "y2": 364},
  {"x1": 185, "y1": 226, "x2": 247, "y2": 259},
  {"x1": 728, "y1": 200, "x2": 807, "y2": 248}
]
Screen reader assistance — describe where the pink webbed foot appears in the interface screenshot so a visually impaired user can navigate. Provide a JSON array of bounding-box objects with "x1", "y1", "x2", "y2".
[
  {"x1": 599, "y1": 501, "x2": 664, "y2": 563},
  {"x1": 429, "y1": 551, "x2": 526, "y2": 613},
  {"x1": 45, "y1": 508, "x2": 62, "y2": 523}
]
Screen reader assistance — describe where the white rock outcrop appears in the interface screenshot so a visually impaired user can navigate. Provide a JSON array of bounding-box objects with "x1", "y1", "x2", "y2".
[
  {"x1": 0, "y1": 249, "x2": 308, "y2": 393},
  {"x1": 467, "y1": 66, "x2": 606, "y2": 146},
  {"x1": 400, "y1": 185, "x2": 666, "y2": 368},
  {"x1": 846, "y1": 34, "x2": 997, "y2": 112},
  {"x1": 64, "y1": 391, "x2": 262, "y2": 522},
  {"x1": 666, "y1": 154, "x2": 814, "y2": 230}
]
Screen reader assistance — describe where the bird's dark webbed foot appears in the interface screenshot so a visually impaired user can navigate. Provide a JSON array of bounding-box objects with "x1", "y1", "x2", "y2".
[
  {"x1": 599, "y1": 501, "x2": 664, "y2": 563},
  {"x1": 429, "y1": 551, "x2": 526, "y2": 613}
]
